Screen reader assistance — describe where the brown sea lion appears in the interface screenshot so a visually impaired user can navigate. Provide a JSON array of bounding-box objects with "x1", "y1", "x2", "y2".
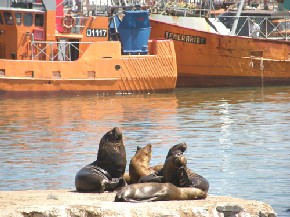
[
  {"x1": 125, "y1": 142, "x2": 185, "y2": 184},
  {"x1": 129, "y1": 144, "x2": 155, "y2": 184},
  {"x1": 75, "y1": 127, "x2": 127, "y2": 192},
  {"x1": 115, "y1": 182, "x2": 207, "y2": 202},
  {"x1": 122, "y1": 173, "x2": 131, "y2": 184}
]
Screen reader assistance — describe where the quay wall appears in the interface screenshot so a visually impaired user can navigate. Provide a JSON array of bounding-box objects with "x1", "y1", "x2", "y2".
[{"x1": 0, "y1": 190, "x2": 277, "y2": 217}]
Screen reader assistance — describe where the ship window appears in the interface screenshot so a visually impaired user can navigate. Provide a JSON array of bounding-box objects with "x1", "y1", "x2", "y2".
[
  {"x1": 15, "y1": 13, "x2": 22, "y2": 25},
  {"x1": 35, "y1": 14, "x2": 44, "y2": 27},
  {"x1": 0, "y1": 69, "x2": 5, "y2": 77},
  {"x1": 23, "y1": 13, "x2": 33, "y2": 26},
  {"x1": 25, "y1": 71, "x2": 34, "y2": 77},
  {"x1": 87, "y1": 71, "x2": 96, "y2": 78},
  {"x1": 4, "y1": 12, "x2": 14, "y2": 25},
  {"x1": 52, "y1": 71, "x2": 61, "y2": 78},
  {"x1": 0, "y1": 14, "x2": 3, "y2": 25}
]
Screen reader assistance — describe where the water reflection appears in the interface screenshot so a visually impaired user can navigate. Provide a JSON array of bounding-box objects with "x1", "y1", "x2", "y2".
[{"x1": 0, "y1": 87, "x2": 290, "y2": 216}]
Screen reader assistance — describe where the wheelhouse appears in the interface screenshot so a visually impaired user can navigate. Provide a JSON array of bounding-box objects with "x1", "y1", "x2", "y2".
[{"x1": 0, "y1": 7, "x2": 45, "y2": 59}]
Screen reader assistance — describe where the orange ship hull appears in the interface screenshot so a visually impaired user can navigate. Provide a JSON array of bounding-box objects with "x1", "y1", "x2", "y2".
[
  {"x1": 0, "y1": 2, "x2": 177, "y2": 95},
  {"x1": 0, "y1": 40, "x2": 177, "y2": 94},
  {"x1": 150, "y1": 14, "x2": 290, "y2": 87}
]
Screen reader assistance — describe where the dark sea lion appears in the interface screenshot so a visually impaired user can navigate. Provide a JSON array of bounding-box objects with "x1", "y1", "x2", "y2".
[
  {"x1": 150, "y1": 142, "x2": 188, "y2": 172},
  {"x1": 75, "y1": 163, "x2": 126, "y2": 192},
  {"x1": 141, "y1": 148, "x2": 209, "y2": 192},
  {"x1": 129, "y1": 144, "x2": 155, "y2": 184},
  {"x1": 160, "y1": 149, "x2": 209, "y2": 192},
  {"x1": 115, "y1": 182, "x2": 207, "y2": 202},
  {"x1": 161, "y1": 150, "x2": 188, "y2": 186},
  {"x1": 180, "y1": 166, "x2": 209, "y2": 192},
  {"x1": 96, "y1": 127, "x2": 127, "y2": 178},
  {"x1": 75, "y1": 127, "x2": 127, "y2": 192},
  {"x1": 139, "y1": 150, "x2": 186, "y2": 183}
]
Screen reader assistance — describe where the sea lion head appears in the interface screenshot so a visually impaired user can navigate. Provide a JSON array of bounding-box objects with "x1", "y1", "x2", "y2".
[
  {"x1": 166, "y1": 142, "x2": 187, "y2": 158},
  {"x1": 133, "y1": 144, "x2": 152, "y2": 162},
  {"x1": 104, "y1": 127, "x2": 123, "y2": 141},
  {"x1": 96, "y1": 127, "x2": 126, "y2": 178},
  {"x1": 171, "y1": 150, "x2": 187, "y2": 168}
]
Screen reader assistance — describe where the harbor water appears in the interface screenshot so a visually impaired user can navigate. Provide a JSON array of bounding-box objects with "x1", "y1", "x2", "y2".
[{"x1": 0, "y1": 87, "x2": 289, "y2": 216}]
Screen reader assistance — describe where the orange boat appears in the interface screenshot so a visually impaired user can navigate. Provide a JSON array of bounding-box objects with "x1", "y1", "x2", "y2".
[
  {"x1": 0, "y1": 0, "x2": 177, "y2": 94},
  {"x1": 149, "y1": 0, "x2": 290, "y2": 87}
]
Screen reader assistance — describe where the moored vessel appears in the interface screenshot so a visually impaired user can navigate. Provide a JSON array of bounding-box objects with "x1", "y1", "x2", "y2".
[
  {"x1": 149, "y1": 0, "x2": 290, "y2": 87},
  {"x1": 0, "y1": 0, "x2": 177, "y2": 95}
]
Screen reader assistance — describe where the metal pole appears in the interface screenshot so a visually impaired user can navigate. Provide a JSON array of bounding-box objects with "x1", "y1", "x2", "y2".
[{"x1": 231, "y1": 0, "x2": 245, "y2": 35}]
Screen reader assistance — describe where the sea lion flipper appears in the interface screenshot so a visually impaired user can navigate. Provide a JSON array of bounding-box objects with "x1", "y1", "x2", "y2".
[
  {"x1": 177, "y1": 167, "x2": 192, "y2": 187},
  {"x1": 140, "y1": 196, "x2": 161, "y2": 202},
  {"x1": 106, "y1": 177, "x2": 127, "y2": 191},
  {"x1": 139, "y1": 173, "x2": 163, "y2": 183},
  {"x1": 115, "y1": 196, "x2": 159, "y2": 202},
  {"x1": 127, "y1": 196, "x2": 161, "y2": 202}
]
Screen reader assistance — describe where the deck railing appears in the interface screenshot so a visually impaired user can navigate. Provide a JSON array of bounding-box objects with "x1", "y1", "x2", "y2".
[
  {"x1": 31, "y1": 41, "x2": 93, "y2": 61},
  {"x1": 218, "y1": 15, "x2": 290, "y2": 40}
]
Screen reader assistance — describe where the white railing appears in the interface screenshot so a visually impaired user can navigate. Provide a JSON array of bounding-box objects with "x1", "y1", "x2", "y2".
[
  {"x1": 218, "y1": 15, "x2": 290, "y2": 40},
  {"x1": 31, "y1": 41, "x2": 93, "y2": 61}
]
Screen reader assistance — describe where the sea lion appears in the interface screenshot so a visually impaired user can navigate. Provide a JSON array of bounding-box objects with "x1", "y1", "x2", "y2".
[
  {"x1": 140, "y1": 150, "x2": 187, "y2": 185},
  {"x1": 161, "y1": 150, "x2": 188, "y2": 186},
  {"x1": 75, "y1": 127, "x2": 127, "y2": 192},
  {"x1": 129, "y1": 144, "x2": 155, "y2": 184},
  {"x1": 151, "y1": 142, "x2": 187, "y2": 172},
  {"x1": 96, "y1": 127, "x2": 127, "y2": 178},
  {"x1": 115, "y1": 182, "x2": 207, "y2": 202},
  {"x1": 141, "y1": 148, "x2": 209, "y2": 192},
  {"x1": 162, "y1": 150, "x2": 209, "y2": 192},
  {"x1": 126, "y1": 143, "x2": 186, "y2": 184}
]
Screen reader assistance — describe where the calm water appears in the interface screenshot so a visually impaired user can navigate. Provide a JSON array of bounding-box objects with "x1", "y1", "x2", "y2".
[{"x1": 0, "y1": 87, "x2": 289, "y2": 216}]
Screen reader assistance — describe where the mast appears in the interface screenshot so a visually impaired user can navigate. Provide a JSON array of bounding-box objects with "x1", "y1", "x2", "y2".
[
  {"x1": 42, "y1": 0, "x2": 57, "y2": 40},
  {"x1": 230, "y1": 0, "x2": 245, "y2": 35}
]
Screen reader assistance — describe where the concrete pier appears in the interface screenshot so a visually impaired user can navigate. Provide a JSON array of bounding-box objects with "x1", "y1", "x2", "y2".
[{"x1": 0, "y1": 190, "x2": 276, "y2": 217}]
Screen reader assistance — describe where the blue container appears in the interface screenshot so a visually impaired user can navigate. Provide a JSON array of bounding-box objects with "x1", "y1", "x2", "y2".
[{"x1": 118, "y1": 10, "x2": 151, "y2": 54}]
